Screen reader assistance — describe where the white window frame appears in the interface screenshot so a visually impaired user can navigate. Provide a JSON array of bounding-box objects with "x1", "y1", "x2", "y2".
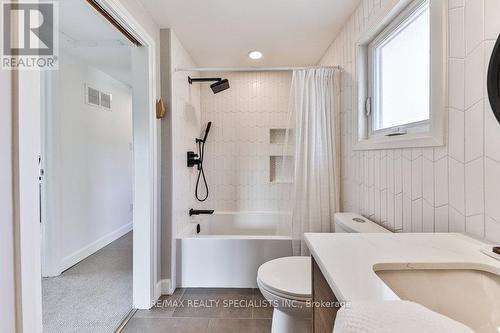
[
  {"x1": 353, "y1": 0, "x2": 447, "y2": 150},
  {"x1": 368, "y1": 0, "x2": 430, "y2": 137}
]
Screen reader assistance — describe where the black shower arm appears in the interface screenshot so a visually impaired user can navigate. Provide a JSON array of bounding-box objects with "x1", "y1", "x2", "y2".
[{"x1": 188, "y1": 77, "x2": 222, "y2": 84}]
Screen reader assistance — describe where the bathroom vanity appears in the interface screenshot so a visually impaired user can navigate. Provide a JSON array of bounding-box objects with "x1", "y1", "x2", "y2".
[
  {"x1": 305, "y1": 233, "x2": 500, "y2": 333},
  {"x1": 311, "y1": 257, "x2": 340, "y2": 333}
]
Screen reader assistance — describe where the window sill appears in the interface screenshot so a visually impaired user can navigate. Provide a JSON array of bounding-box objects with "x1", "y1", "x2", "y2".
[{"x1": 352, "y1": 131, "x2": 445, "y2": 150}]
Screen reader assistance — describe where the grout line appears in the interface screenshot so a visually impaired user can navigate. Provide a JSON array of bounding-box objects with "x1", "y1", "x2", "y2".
[
  {"x1": 434, "y1": 153, "x2": 448, "y2": 163},
  {"x1": 448, "y1": 105, "x2": 465, "y2": 113},
  {"x1": 435, "y1": 203, "x2": 449, "y2": 209},
  {"x1": 466, "y1": 213, "x2": 485, "y2": 218},
  {"x1": 431, "y1": 147, "x2": 436, "y2": 232},
  {"x1": 488, "y1": 214, "x2": 500, "y2": 225},
  {"x1": 448, "y1": 154, "x2": 465, "y2": 165},
  {"x1": 484, "y1": 155, "x2": 500, "y2": 166},
  {"x1": 464, "y1": 155, "x2": 484, "y2": 165},
  {"x1": 465, "y1": 38, "x2": 485, "y2": 58},
  {"x1": 446, "y1": 155, "x2": 450, "y2": 232},
  {"x1": 464, "y1": 98, "x2": 484, "y2": 113}
]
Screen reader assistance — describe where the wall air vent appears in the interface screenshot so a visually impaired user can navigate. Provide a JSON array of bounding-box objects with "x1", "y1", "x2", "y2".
[
  {"x1": 86, "y1": 85, "x2": 100, "y2": 107},
  {"x1": 100, "y1": 92, "x2": 112, "y2": 109},
  {"x1": 85, "y1": 84, "x2": 112, "y2": 111}
]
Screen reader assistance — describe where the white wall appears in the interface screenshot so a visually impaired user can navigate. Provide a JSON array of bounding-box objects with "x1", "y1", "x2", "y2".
[
  {"x1": 319, "y1": 0, "x2": 500, "y2": 243},
  {"x1": 159, "y1": 29, "x2": 202, "y2": 288},
  {"x1": 0, "y1": 65, "x2": 17, "y2": 333},
  {"x1": 49, "y1": 50, "x2": 134, "y2": 270},
  {"x1": 159, "y1": 29, "x2": 172, "y2": 289},
  {"x1": 199, "y1": 71, "x2": 293, "y2": 212},
  {"x1": 18, "y1": 69, "x2": 44, "y2": 333}
]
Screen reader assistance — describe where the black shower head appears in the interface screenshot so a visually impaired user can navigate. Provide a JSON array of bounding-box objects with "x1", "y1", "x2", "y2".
[
  {"x1": 188, "y1": 77, "x2": 230, "y2": 94},
  {"x1": 210, "y1": 79, "x2": 230, "y2": 94}
]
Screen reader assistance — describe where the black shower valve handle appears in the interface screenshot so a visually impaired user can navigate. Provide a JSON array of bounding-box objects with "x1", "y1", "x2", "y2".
[{"x1": 187, "y1": 151, "x2": 201, "y2": 168}]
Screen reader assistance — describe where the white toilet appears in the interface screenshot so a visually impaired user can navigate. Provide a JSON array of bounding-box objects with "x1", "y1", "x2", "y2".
[{"x1": 257, "y1": 212, "x2": 391, "y2": 333}]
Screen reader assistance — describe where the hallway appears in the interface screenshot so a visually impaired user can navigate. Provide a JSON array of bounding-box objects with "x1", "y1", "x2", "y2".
[{"x1": 42, "y1": 232, "x2": 133, "y2": 333}]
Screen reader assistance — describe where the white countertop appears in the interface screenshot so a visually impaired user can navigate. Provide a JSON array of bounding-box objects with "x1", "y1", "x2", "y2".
[{"x1": 304, "y1": 233, "x2": 500, "y2": 302}]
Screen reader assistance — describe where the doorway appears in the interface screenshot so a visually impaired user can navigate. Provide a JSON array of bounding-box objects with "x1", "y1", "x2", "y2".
[{"x1": 37, "y1": 0, "x2": 158, "y2": 331}]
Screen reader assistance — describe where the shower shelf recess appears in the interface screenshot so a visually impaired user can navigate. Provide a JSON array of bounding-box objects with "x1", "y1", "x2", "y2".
[
  {"x1": 269, "y1": 128, "x2": 294, "y2": 145},
  {"x1": 269, "y1": 155, "x2": 294, "y2": 184},
  {"x1": 268, "y1": 128, "x2": 294, "y2": 184}
]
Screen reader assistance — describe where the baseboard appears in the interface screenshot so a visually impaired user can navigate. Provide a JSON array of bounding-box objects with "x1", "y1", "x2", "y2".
[
  {"x1": 155, "y1": 279, "x2": 173, "y2": 300},
  {"x1": 60, "y1": 222, "x2": 132, "y2": 272}
]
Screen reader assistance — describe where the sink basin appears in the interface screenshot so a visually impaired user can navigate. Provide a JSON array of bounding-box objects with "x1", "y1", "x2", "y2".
[{"x1": 374, "y1": 264, "x2": 500, "y2": 333}]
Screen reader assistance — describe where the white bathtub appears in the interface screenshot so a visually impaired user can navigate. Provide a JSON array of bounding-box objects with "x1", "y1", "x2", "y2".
[{"x1": 177, "y1": 212, "x2": 292, "y2": 288}]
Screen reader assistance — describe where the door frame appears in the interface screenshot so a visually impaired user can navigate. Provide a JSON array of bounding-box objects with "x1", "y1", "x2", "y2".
[
  {"x1": 97, "y1": 0, "x2": 159, "y2": 310},
  {"x1": 17, "y1": 0, "x2": 159, "y2": 331}
]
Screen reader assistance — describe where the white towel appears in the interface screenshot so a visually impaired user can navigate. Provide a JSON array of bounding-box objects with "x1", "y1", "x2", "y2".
[{"x1": 333, "y1": 301, "x2": 475, "y2": 333}]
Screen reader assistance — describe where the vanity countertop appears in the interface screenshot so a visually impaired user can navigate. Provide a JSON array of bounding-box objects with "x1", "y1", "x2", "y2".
[{"x1": 304, "y1": 233, "x2": 500, "y2": 303}]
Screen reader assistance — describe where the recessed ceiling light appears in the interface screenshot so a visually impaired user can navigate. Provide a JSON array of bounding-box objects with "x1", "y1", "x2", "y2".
[{"x1": 248, "y1": 51, "x2": 263, "y2": 60}]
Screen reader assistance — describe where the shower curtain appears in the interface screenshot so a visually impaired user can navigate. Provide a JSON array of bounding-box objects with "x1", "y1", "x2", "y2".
[{"x1": 284, "y1": 68, "x2": 341, "y2": 255}]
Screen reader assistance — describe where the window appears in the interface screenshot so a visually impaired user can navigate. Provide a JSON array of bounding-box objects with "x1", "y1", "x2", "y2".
[
  {"x1": 354, "y1": 0, "x2": 446, "y2": 149},
  {"x1": 369, "y1": 0, "x2": 430, "y2": 134}
]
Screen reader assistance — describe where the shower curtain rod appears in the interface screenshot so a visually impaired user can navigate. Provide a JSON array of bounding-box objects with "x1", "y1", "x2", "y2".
[{"x1": 175, "y1": 66, "x2": 342, "y2": 73}]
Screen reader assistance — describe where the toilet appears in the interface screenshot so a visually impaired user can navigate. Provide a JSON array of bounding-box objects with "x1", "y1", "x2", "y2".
[{"x1": 257, "y1": 212, "x2": 391, "y2": 333}]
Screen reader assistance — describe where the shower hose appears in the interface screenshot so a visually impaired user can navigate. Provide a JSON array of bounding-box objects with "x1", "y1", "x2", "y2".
[{"x1": 195, "y1": 139, "x2": 209, "y2": 202}]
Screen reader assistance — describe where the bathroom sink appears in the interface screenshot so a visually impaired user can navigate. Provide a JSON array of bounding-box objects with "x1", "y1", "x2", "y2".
[{"x1": 374, "y1": 264, "x2": 500, "y2": 333}]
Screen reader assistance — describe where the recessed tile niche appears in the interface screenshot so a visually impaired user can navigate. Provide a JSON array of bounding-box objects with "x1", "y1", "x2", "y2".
[
  {"x1": 270, "y1": 156, "x2": 294, "y2": 183},
  {"x1": 269, "y1": 128, "x2": 294, "y2": 183},
  {"x1": 270, "y1": 128, "x2": 294, "y2": 145},
  {"x1": 270, "y1": 128, "x2": 287, "y2": 144}
]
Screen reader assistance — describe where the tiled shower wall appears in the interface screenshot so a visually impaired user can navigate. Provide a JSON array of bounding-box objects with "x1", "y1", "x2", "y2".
[
  {"x1": 319, "y1": 0, "x2": 500, "y2": 242},
  {"x1": 199, "y1": 72, "x2": 293, "y2": 212}
]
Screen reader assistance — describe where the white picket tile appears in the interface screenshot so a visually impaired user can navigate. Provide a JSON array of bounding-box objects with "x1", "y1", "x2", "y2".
[{"x1": 465, "y1": 158, "x2": 484, "y2": 216}]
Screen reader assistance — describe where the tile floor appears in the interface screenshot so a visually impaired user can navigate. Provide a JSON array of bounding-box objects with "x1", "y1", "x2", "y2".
[{"x1": 122, "y1": 288, "x2": 273, "y2": 333}]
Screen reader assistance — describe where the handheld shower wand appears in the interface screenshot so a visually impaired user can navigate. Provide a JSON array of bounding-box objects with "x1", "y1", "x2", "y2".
[
  {"x1": 197, "y1": 121, "x2": 212, "y2": 144},
  {"x1": 194, "y1": 122, "x2": 212, "y2": 201}
]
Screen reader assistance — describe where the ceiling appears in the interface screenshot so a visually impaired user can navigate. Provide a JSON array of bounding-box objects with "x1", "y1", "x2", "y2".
[
  {"x1": 59, "y1": 0, "x2": 133, "y2": 84},
  {"x1": 139, "y1": 0, "x2": 360, "y2": 67}
]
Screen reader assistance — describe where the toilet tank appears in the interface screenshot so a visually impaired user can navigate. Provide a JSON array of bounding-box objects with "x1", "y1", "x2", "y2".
[{"x1": 334, "y1": 213, "x2": 392, "y2": 233}]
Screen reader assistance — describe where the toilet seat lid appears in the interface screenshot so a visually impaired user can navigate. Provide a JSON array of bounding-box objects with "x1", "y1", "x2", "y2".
[{"x1": 257, "y1": 256, "x2": 311, "y2": 299}]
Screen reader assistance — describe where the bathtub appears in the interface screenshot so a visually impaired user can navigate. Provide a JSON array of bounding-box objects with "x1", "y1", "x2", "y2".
[{"x1": 177, "y1": 212, "x2": 292, "y2": 288}]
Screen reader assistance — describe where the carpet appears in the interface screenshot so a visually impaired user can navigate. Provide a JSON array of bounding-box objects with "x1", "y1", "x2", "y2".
[{"x1": 42, "y1": 232, "x2": 133, "y2": 333}]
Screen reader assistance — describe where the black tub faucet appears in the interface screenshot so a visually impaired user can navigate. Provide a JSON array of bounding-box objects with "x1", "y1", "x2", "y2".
[{"x1": 189, "y1": 209, "x2": 214, "y2": 216}]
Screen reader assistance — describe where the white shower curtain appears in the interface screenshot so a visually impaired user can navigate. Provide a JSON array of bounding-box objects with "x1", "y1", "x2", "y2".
[{"x1": 285, "y1": 68, "x2": 341, "y2": 255}]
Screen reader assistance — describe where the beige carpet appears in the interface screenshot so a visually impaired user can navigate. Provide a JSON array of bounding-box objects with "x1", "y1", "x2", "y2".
[{"x1": 42, "y1": 232, "x2": 133, "y2": 333}]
